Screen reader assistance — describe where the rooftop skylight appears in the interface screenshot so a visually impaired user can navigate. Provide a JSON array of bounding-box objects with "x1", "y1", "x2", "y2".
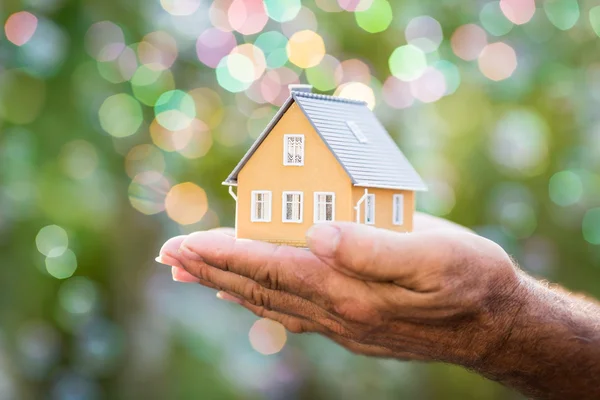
[{"x1": 347, "y1": 121, "x2": 368, "y2": 143}]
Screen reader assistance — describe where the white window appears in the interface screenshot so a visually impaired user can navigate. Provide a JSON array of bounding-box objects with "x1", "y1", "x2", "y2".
[
  {"x1": 393, "y1": 194, "x2": 404, "y2": 225},
  {"x1": 314, "y1": 192, "x2": 335, "y2": 223},
  {"x1": 347, "y1": 121, "x2": 368, "y2": 143},
  {"x1": 282, "y1": 191, "x2": 303, "y2": 223},
  {"x1": 283, "y1": 134, "x2": 304, "y2": 166},
  {"x1": 364, "y1": 194, "x2": 375, "y2": 224},
  {"x1": 251, "y1": 191, "x2": 271, "y2": 222}
]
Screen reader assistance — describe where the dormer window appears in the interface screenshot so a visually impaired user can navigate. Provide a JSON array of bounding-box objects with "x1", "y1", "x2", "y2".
[
  {"x1": 283, "y1": 134, "x2": 304, "y2": 166},
  {"x1": 347, "y1": 121, "x2": 368, "y2": 143}
]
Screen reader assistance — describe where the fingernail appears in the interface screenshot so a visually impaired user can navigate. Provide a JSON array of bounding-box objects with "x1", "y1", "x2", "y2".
[
  {"x1": 171, "y1": 266, "x2": 201, "y2": 283},
  {"x1": 155, "y1": 255, "x2": 181, "y2": 268},
  {"x1": 306, "y1": 224, "x2": 341, "y2": 257},
  {"x1": 216, "y1": 291, "x2": 243, "y2": 305}
]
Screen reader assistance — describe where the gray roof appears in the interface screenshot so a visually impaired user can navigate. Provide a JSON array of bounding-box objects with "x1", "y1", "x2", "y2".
[{"x1": 223, "y1": 91, "x2": 427, "y2": 191}]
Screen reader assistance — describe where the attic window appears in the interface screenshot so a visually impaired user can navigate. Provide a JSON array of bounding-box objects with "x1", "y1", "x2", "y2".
[{"x1": 347, "y1": 121, "x2": 368, "y2": 143}]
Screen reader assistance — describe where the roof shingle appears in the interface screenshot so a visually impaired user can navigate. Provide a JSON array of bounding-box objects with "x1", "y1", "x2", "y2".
[{"x1": 224, "y1": 91, "x2": 426, "y2": 191}]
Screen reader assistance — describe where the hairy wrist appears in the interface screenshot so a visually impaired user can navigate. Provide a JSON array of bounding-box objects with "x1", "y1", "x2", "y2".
[{"x1": 471, "y1": 274, "x2": 600, "y2": 399}]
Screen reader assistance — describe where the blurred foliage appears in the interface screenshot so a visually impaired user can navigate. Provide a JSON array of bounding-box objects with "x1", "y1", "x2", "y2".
[{"x1": 1, "y1": 0, "x2": 600, "y2": 398}]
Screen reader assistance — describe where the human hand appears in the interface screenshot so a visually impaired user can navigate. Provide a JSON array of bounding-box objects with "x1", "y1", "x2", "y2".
[{"x1": 157, "y1": 213, "x2": 524, "y2": 367}]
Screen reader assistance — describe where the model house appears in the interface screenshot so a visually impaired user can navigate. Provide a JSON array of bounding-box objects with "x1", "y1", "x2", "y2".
[{"x1": 223, "y1": 85, "x2": 426, "y2": 247}]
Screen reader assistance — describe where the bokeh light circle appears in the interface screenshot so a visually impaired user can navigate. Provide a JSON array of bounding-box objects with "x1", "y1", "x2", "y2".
[
  {"x1": 286, "y1": 30, "x2": 325, "y2": 69},
  {"x1": 228, "y1": 0, "x2": 268, "y2": 35},
  {"x1": 335, "y1": 59, "x2": 371, "y2": 85},
  {"x1": 248, "y1": 319, "x2": 287, "y2": 355},
  {"x1": 255, "y1": 31, "x2": 289, "y2": 69},
  {"x1": 129, "y1": 172, "x2": 171, "y2": 215},
  {"x1": 500, "y1": 0, "x2": 536, "y2": 25},
  {"x1": 354, "y1": 0, "x2": 393, "y2": 34},
  {"x1": 335, "y1": 82, "x2": 375, "y2": 109},
  {"x1": 478, "y1": 42, "x2": 517, "y2": 81},
  {"x1": 549, "y1": 170, "x2": 583, "y2": 207},
  {"x1": 36, "y1": 225, "x2": 68, "y2": 257},
  {"x1": 382, "y1": 77, "x2": 414, "y2": 109},
  {"x1": 389, "y1": 45, "x2": 427, "y2": 82},
  {"x1": 405, "y1": 15, "x2": 443, "y2": 53},
  {"x1": 45, "y1": 249, "x2": 78, "y2": 280},
  {"x1": 306, "y1": 55, "x2": 341, "y2": 91},
  {"x1": 544, "y1": 0, "x2": 580, "y2": 31},
  {"x1": 98, "y1": 94, "x2": 143, "y2": 138},
  {"x1": 410, "y1": 67, "x2": 447, "y2": 103},
  {"x1": 85, "y1": 21, "x2": 125, "y2": 62},
  {"x1": 138, "y1": 31, "x2": 178, "y2": 71},
  {"x1": 451, "y1": 24, "x2": 488, "y2": 61},
  {"x1": 263, "y1": 0, "x2": 302, "y2": 22},
  {"x1": 480, "y1": 1, "x2": 514, "y2": 36},
  {"x1": 154, "y1": 90, "x2": 196, "y2": 131},
  {"x1": 5, "y1": 11, "x2": 38, "y2": 46},
  {"x1": 216, "y1": 55, "x2": 254, "y2": 93},
  {"x1": 196, "y1": 28, "x2": 237, "y2": 68},
  {"x1": 165, "y1": 183, "x2": 208, "y2": 225},
  {"x1": 230, "y1": 44, "x2": 267, "y2": 82}
]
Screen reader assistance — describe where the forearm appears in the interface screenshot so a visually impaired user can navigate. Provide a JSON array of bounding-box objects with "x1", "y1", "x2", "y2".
[{"x1": 476, "y1": 274, "x2": 600, "y2": 399}]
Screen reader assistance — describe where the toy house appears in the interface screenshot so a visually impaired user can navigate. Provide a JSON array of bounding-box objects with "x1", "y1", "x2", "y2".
[{"x1": 223, "y1": 85, "x2": 426, "y2": 247}]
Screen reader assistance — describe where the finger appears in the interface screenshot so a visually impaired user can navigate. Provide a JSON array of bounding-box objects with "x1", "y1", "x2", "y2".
[
  {"x1": 305, "y1": 222, "x2": 455, "y2": 283},
  {"x1": 172, "y1": 266, "x2": 201, "y2": 283},
  {"x1": 177, "y1": 231, "x2": 353, "y2": 310},
  {"x1": 217, "y1": 292, "x2": 425, "y2": 360},
  {"x1": 157, "y1": 235, "x2": 188, "y2": 267},
  {"x1": 169, "y1": 248, "x2": 348, "y2": 332},
  {"x1": 156, "y1": 229, "x2": 233, "y2": 264}
]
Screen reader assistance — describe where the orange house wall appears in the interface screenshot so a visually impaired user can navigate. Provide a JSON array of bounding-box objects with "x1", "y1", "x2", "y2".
[
  {"x1": 351, "y1": 187, "x2": 415, "y2": 232},
  {"x1": 236, "y1": 102, "x2": 352, "y2": 246}
]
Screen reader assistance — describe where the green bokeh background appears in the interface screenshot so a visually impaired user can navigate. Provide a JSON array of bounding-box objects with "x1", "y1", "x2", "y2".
[{"x1": 1, "y1": 0, "x2": 600, "y2": 399}]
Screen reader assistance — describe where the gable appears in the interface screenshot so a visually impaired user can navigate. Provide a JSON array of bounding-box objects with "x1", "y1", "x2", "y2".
[{"x1": 236, "y1": 101, "x2": 351, "y2": 189}]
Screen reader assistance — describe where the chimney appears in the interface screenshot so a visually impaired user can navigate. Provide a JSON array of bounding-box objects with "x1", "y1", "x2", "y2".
[{"x1": 288, "y1": 84, "x2": 313, "y2": 94}]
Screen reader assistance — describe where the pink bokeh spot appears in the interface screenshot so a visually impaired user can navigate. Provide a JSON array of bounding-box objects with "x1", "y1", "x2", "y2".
[
  {"x1": 228, "y1": 0, "x2": 268, "y2": 35},
  {"x1": 383, "y1": 76, "x2": 414, "y2": 109},
  {"x1": 5, "y1": 11, "x2": 38, "y2": 46},
  {"x1": 500, "y1": 0, "x2": 536, "y2": 25},
  {"x1": 195, "y1": 28, "x2": 237, "y2": 68}
]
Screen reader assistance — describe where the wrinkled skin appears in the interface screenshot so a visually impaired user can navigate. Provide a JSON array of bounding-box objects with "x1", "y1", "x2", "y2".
[
  {"x1": 158, "y1": 213, "x2": 522, "y2": 367},
  {"x1": 158, "y1": 213, "x2": 600, "y2": 399}
]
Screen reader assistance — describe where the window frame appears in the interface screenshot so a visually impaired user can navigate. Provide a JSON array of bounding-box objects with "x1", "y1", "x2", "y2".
[
  {"x1": 282, "y1": 191, "x2": 304, "y2": 223},
  {"x1": 283, "y1": 134, "x2": 305, "y2": 166},
  {"x1": 364, "y1": 194, "x2": 375, "y2": 225},
  {"x1": 250, "y1": 190, "x2": 272, "y2": 222},
  {"x1": 313, "y1": 192, "x2": 336, "y2": 223},
  {"x1": 392, "y1": 194, "x2": 404, "y2": 225}
]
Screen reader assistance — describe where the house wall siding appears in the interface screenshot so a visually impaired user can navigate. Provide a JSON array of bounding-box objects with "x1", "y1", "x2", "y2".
[
  {"x1": 237, "y1": 102, "x2": 352, "y2": 246},
  {"x1": 351, "y1": 187, "x2": 415, "y2": 232}
]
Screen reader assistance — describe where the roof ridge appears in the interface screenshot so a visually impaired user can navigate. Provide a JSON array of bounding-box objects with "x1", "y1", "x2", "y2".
[{"x1": 292, "y1": 91, "x2": 367, "y2": 105}]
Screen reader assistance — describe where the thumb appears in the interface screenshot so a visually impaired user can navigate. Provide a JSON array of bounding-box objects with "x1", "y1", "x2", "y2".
[{"x1": 305, "y1": 222, "x2": 429, "y2": 282}]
